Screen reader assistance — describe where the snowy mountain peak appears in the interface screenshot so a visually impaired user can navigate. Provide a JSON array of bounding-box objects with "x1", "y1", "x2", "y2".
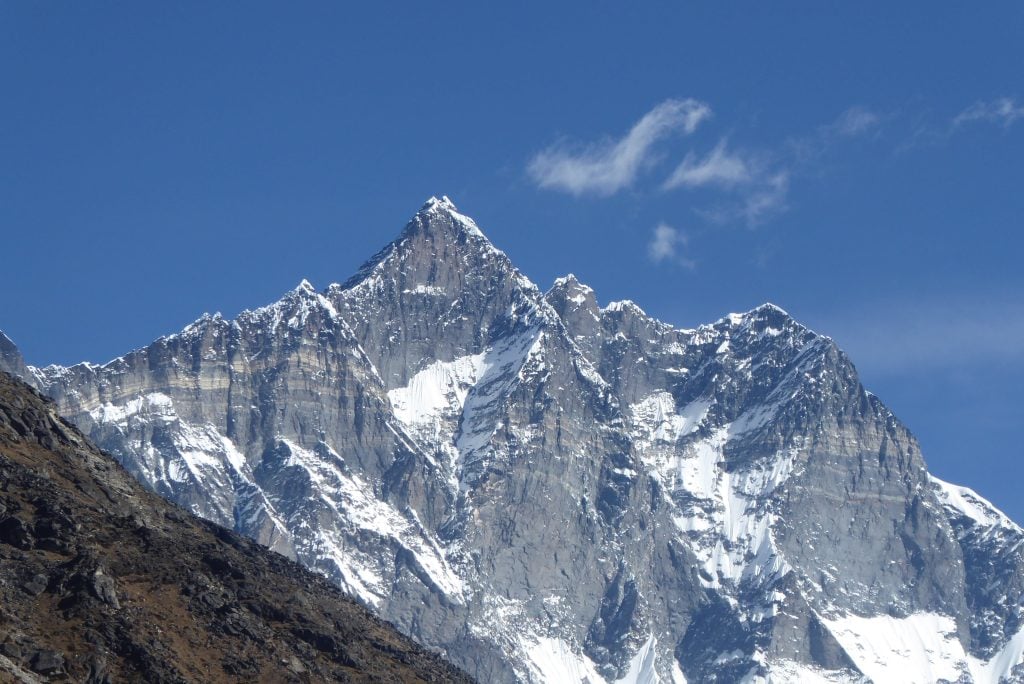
[
  {"x1": 233, "y1": 281, "x2": 340, "y2": 336},
  {"x1": 710, "y1": 302, "x2": 806, "y2": 340},
  {"x1": 551, "y1": 272, "x2": 582, "y2": 287},
  {"x1": 413, "y1": 194, "x2": 486, "y2": 241},
  {"x1": 420, "y1": 194, "x2": 458, "y2": 211},
  {"x1": 549, "y1": 273, "x2": 594, "y2": 295},
  {"x1": 293, "y1": 278, "x2": 317, "y2": 294},
  {"x1": 11, "y1": 197, "x2": 1024, "y2": 684},
  {"x1": 547, "y1": 274, "x2": 598, "y2": 307},
  {"x1": 602, "y1": 299, "x2": 649, "y2": 316},
  {"x1": 340, "y1": 197, "x2": 510, "y2": 298},
  {"x1": 749, "y1": 301, "x2": 789, "y2": 317},
  {"x1": 333, "y1": 199, "x2": 547, "y2": 387}
]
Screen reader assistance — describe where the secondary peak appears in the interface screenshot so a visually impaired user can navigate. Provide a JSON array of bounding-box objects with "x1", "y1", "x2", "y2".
[{"x1": 420, "y1": 195, "x2": 459, "y2": 213}]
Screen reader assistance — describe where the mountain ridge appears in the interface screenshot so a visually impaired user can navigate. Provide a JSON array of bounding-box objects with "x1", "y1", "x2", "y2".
[{"x1": 2, "y1": 197, "x2": 1022, "y2": 683}]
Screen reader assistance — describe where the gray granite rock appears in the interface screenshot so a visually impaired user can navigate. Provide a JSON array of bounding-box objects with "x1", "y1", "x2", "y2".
[{"x1": 4, "y1": 196, "x2": 1022, "y2": 682}]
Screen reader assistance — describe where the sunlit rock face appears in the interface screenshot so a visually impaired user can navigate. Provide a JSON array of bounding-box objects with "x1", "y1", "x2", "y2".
[{"x1": 8, "y1": 197, "x2": 1023, "y2": 683}]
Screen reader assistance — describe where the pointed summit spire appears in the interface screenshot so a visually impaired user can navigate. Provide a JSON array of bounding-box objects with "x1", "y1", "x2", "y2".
[
  {"x1": 412, "y1": 194, "x2": 485, "y2": 240},
  {"x1": 340, "y1": 196, "x2": 507, "y2": 293},
  {"x1": 0, "y1": 330, "x2": 31, "y2": 382},
  {"x1": 293, "y1": 278, "x2": 317, "y2": 295},
  {"x1": 546, "y1": 273, "x2": 599, "y2": 314},
  {"x1": 333, "y1": 197, "x2": 543, "y2": 387},
  {"x1": 545, "y1": 274, "x2": 602, "y2": 350},
  {"x1": 721, "y1": 302, "x2": 795, "y2": 328},
  {"x1": 548, "y1": 273, "x2": 594, "y2": 297}
]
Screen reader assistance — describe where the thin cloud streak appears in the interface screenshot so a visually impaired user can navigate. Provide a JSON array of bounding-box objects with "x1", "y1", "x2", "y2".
[
  {"x1": 667, "y1": 106, "x2": 878, "y2": 228},
  {"x1": 739, "y1": 172, "x2": 789, "y2": 225},
  {"x1": 814, "y1": 296, "x2": 1024, "y2": 375},
  {"x1": 663, "y1": 139, "x2": 751, "y2": 189},
  {"x1": 899, "y1": 97, "x2": 1024, "y2": 152},
  {"x1": 695, "y1": 171, "x2": 790, "y2": 227},
  {"x1": 788, "y1": 105, "x2": 883, "y2": 165},
  {"x1": 829, "y1": 106, "x2": 881, "y2": 137},
  {"x1": 528, "y1": 101, "x2": 883, "y2": 230},
  {"x1": 953, "y1": 97, "x2": 1024, "y2": 129},
  {"x1": 528, "y1": 99, "x2": 712, "y2": 196}
]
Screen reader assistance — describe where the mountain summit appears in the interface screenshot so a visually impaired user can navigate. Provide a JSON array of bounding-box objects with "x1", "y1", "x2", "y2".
[{"x1": 2, "y1": 198, "x2": 1022, "y2": 683}]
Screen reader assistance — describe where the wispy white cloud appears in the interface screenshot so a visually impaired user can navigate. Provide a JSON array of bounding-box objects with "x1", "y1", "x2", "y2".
[
  {"x1": 953, "y1": 97, "x2": 1024, "y2": 129},
  {"x1": 829, "y1": 106, "x2": 881, "y2": 137},
  {"x1": 899, "y1": 97, "x2": 1024, "y2": 152},
  {"x1": 529, "y1": 101, "x2": 879, "y2": 225},
  {"x1": 739, "y1": 172, "x2": 790, "y2": 225},
  {"x1": 661, "y1": 106, "x2": 875, "y2": 227},
  {"x1": 714, "y1": 106, "x2": 876, "y2": 224},
  {"x1": 647, "y1": 222, "x2": 695, "y2": 269},
  {"x1": 663, "y1": 138, "x2": 789, "y2": 226},
  {"x1": 663, "y1": 139, "x2": 751, "y2": 189},
  {"x1": 528, "y1": 99, "x2": 712, "y2": 196},
  {"x1": 788, "y1": 105, "x2": 883, "y2": 164},
  {"x1": 695, "y1": 170, "x2": 790, "y2": 227}
]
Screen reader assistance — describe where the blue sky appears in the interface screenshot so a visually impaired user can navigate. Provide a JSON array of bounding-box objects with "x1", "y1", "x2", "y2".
[{"x1": 2, "y1": 3, "x2": 1022, "y2": 520}]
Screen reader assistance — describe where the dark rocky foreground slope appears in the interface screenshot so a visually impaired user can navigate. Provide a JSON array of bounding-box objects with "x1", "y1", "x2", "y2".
[
  {"x1": 0, "y1": 371, "x2": 471, "y2": 683},
  {"x1": 2, "y1": 197, "x2": 1023, "y2": 682}
]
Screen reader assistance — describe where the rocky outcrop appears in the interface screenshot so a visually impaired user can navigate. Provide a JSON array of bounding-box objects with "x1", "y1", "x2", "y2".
[
  {"x1": 0, "y1": 332, "x2": 30, "y2": 382},
  {"x1": 5, "y1": 196, "x2": 1023, "y2": 682},
  {"x1": 0, "y1": 371, "x2": 471, "y2": 683}
]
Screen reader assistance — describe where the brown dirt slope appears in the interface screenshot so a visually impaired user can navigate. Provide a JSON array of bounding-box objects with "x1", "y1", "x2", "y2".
[{"x1": 0, "y1": 372, "x2": 473, "y2": 683}]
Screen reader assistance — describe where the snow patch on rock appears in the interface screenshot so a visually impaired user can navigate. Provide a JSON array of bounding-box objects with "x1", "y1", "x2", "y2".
[
  {"x1": 632, "y1": 407, "x2": 797, "y2": 589},
  {"x1": 629, "y1": 392, "x2": 710, "y2": 448},
  {"x1": 821, "y1": 612, "x2": 968, "y2": 684},
  {"x1": 969, "y1": 623, "x2": 1024, "y2": 683},
  {"x1": 615, "y1": 635, "x2": 661, "y2": 684},
  {"x1": 277, "y1": 438, "x2": 465, "y2": 605},
  {"x1": 931, "y1": 475, "x2": 1022, "y2": 534},
  {"x1": 522, "y1": 635, "x2": 605, "y2": 683}
]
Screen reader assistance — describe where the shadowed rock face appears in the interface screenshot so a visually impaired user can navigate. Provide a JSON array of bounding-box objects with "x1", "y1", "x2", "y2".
[
  {"x1": 5, "y1": 196, "x2": 1024, "y2": 682},
  {"x1": 0, "y1": 371, "x2": 472, "y2": 683},
  {"x1": 0, "y1": 332, "x2": 29, "y2": 381}
]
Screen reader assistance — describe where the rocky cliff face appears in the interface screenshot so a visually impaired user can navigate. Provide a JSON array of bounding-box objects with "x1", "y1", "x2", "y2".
[
  {"x1": 0, "y1": 370, "x2": 471, "y2": 683},
  {"x1": 5, "y1": 196, "x2": 1023, "y2": 682},
  {"x1": 0, "y1": 332, "x2": 30, "y2": 381}
]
